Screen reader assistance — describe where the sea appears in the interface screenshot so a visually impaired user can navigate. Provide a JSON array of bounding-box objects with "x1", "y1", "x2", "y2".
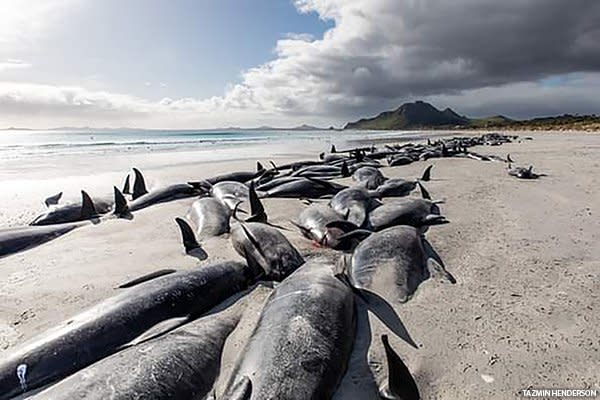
[
  {"x1": 0, "y1": 128, "x2": 428, "y2": 160},
  {"x1": 0, "y1": 128, "x2": 437, "y2": 227}
]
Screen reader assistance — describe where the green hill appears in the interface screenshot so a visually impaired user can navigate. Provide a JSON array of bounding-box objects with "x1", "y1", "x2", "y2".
[
  {"x1": 344, "y1": 101, "x2": 469, "y2": 130},
  {"x1": 344, "y1": 101, "x2": 600, "y2": 131}
]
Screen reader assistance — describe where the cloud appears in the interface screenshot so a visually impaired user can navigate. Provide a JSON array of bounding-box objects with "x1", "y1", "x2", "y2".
[
  {"x1": 0, "y1": 59, "x2": 31, "y2": 72},
  {"x1": 1, "y1": 0, "x2": 599, "y2": 128},
  {"x1": 216, "y1": 0, "x2": 600, "y2": 120},
  {"x1": 0, "y1": 81, "x2": 283, "y2": 128},
  {"x1": 0, "y1": 0, "x2": 79, "y2": 50}
]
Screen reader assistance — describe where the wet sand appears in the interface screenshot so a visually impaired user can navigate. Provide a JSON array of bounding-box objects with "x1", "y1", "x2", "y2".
[{"x1": 0, "y1": 131, "x2": 598, "y2": 398}]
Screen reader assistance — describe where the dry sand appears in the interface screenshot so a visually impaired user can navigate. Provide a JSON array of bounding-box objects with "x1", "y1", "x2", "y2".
[{"x1": 0, "y1": 131, "x2": 598, "y2": 398}]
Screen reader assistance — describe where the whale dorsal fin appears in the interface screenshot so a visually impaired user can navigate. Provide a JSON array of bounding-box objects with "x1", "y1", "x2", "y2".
[
  {"x1": 80, "y1": 190, "x2": 97, "y2": 219},
  {"x1": 132, "y1": 168, "x2": 148, "y2": 200},
  {"x1": 380, "y1": 334, "x2": 420, "y2": 400},
  {"x1": 269, "y1": 160, "x2": 279, "y2": 172},
  {"x1": 122, "y1": 174, "x2": 131, "y2": 195},
  {"x1": 175, "y1": 217, "x2": 201, "y2": 253},
  {"x1": 245, "y1": 181, "x2": 267, "y2": 223},
  {"x1": 331, "y1": 144, "x2": 337, "y2": 153},
  {"x1": 118, "y1": 269, "x2": 177, "y2": 288},
  {"x1": 340, "y1": 161, "x2": 350, "y2": 177},
  {"x1": 113, "y1": 186, "x2": 131, "y2": 218},
  {"x1": 419, "y1": 165, "x2": 433, "y2": 182},
  {"x1": 256, "y1": 161, "x2": 264, "y2": 172}
]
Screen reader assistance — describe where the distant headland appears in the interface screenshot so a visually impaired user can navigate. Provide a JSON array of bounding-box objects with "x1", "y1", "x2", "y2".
[{"x1": 344, "y1": 100, "x2": 600, "y2": 131}]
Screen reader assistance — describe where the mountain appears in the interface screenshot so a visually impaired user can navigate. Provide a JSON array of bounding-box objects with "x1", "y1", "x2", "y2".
[
  {"x1": 468, "y1": 115, "x2": 514, "y2": 128},
  {"x1": 344, "y1": 101, "x2": 470, "y2": 130}
]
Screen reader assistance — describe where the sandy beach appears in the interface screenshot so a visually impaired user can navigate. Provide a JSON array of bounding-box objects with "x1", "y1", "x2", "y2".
[{"x1": 0, "y1": 131, "x2": 598, "y2": 399}]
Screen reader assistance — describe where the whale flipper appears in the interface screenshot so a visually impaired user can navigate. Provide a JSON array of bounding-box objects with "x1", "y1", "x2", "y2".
[
  {"x1": 80, "y1": 190, "x2": 97, "y2": 219},
  {"x1": 422, "y1": 214, "x2": 450, "y2": 227},
  {"x1": 380, "y1": 334, "x2": 420, "y2": 400},
  {"x1": 224, "y1": 376, "x2": 252, "y2": 400},
  {"x1": 120, "y1": 316, "x2": 190, "y2": 348},
  {"x1": 132, "y1": 168, "x2": 148, "y2": 200},
  {"x1": 118, "y1": 269, "x2": 177, "y2": 288},
  {"x1": 417, "y1": 182, "x2": 431, "y2": 200}
]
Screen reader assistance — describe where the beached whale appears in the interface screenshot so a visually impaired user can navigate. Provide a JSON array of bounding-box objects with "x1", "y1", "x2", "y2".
[
  {"x1": 387, "y1": 155, "x2": 415, "y2": 166},
  {"x1": 366, "y1": 184, "x2": 447, "y2": 232},
  {"x1": 0, "y1": 261, "x2": 254, "y2": 399},
  {"x1": 349, "y1": 225, "x2": 454, "y2": 304},
  {"x1": 330, "y1": 187, "x2": 381, "y2": 228},
  {"x1": 1, "y1": 188, "x2": 130, "y2": 259},
  {"x1": 222, "y1": 261, "x2": 355, "y2": 399},
  {"x1": 185, "y1": 197, "x2": 231, "y2": 238},
  {"x1": 263, "y1": 177, "x2": 346, "y2": 198},
  {"x1": 353, "y1": 166, "x2": 387, "y2": 189},
  {"x1": 30, "y1": 190, "x2": 113, "y2": 225},
  {"x1": 30, "y1": 294, "x2": 246, "y2": 400},
  {"x1": 292, "y1": 204, "x2": 345, "y2": 245},
  {"x1": 231, "y1": 222, "x2": 304, "y2": 280},
  {"x1": 203, "y1": 161, "x2": 269, "y2": 185},
  {"x1": 0, "y1": 222, "x2": 82, "y2": 259},
  {"x1": 255, "y1": 176, "x2": 307, "y2": 192},
  {"x1": 507, "y1": 164, "x2": 543, "y2": 179},
  {"x1": 375, "y1": 165, "x2": 432, "y2": 198},
  {"x1": 210, "y1": 181, "x2": 250, "y2": 211},
  {"x1": 123, "y1": 168, "x2": 201, "y2": 211},
  {"x1": 291, "y1": 162, "x2": 350, "y2": 179}
]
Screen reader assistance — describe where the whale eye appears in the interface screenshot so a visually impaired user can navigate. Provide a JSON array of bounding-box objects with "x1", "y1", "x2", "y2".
[{"x1": 300, "y1": 355, "x2": 324, "y2": 373}]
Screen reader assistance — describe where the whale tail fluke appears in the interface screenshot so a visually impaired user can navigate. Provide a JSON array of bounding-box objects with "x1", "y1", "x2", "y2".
[
  {"x1": 132, "y1": 168, "x2": 148, "y2": 200},
  {"x1": 380, "y1": 334, "x2": 420, "y2": 400},
  {"x1": 44, "y1": 192, "x2": 63, "y2": 207}
]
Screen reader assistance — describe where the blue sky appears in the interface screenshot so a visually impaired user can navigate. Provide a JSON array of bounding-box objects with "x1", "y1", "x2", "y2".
[
  {"x1": 0, "y1": 0, "x2": 599, "y2": 128},
  {"x1": 3, "y1": 0, "x2": 332, "y2": 99}
]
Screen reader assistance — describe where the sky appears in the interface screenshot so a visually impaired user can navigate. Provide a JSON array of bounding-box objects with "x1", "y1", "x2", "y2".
[{"x1": 0, "y1": 0, "x2": 599, "y2": 129}]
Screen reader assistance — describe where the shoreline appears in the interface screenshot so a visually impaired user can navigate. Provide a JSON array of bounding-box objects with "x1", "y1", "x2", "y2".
[{"x1": 0, "y1": 130, "x2": 598, "y2": 398}]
